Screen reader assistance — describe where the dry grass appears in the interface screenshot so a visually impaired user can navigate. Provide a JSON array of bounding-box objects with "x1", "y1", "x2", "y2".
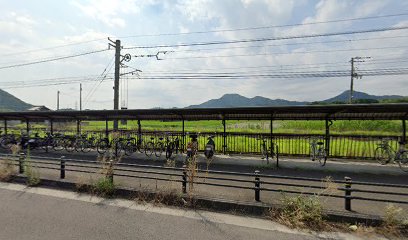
[
  {"x1": 268, "y1": 177, "x2": 341, "y2": 230},
  {"x1": 164, "y1": 158, "x2": 176, "y2": 167},
  {"x1": 377, "y1": 204, "x2": 408, "y2": 238},
  {"x1": 24, "y1": 149, "x2": 40, "y2": 187},
  {"x1": 75, "y1": 175, "x2": 94, "y2": 193},
  {"x1": 186, "y1": 155, "x2": 198, "y2": 195},
  {"x1": 0, "y1": 158, "x2": 15, "y2": 181}
]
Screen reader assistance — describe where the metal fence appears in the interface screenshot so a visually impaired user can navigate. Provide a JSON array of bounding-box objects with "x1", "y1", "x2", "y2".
[
  {"x1": 2, "y1": 153, "x2": 407, "y2": 212},
  {"x1": 2, "y1": 127, "x2": 404, "y2": 159}
]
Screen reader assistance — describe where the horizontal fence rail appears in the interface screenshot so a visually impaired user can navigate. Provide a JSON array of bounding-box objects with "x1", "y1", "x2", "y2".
[{"x1": 1, "y1": 153, "x2": 407, "y2": 212}]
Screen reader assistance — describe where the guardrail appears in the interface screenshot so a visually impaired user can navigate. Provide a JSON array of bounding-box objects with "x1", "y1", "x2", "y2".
[{"x1": 1, "y1": 153, "x2": 407, "y2": 211}]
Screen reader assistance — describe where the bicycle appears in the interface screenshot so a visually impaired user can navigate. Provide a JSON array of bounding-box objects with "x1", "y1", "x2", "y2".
[
  {"x1": 185, "y1": 134, "x2": 198, "y2": 164},
  {"x1": 204, "y1": 135, "x2": 215, "y2": 160},
  {"x1": 257, "y1": 137, "x2": 279, "y2": 165},
  {"x1": 144, "y1": 135, "x2": 165, "y2": 158},
  {"x1": 309, "y1": 137, "x2": 326, "y2": 166},
  {"x1": 375, "y1": 139, "x2": 408, "y2": 172},
  {"x1": 76, "y1": 134, "x2": 98, "y2": 153},
  {"x1": 96, "y1": 136, "x2": 127, "y2": 155},
  {"x1": 165, "y1": 134, "x2": 181, "y2": 159}
]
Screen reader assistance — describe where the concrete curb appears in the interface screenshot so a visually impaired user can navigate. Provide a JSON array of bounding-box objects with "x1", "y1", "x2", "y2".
[{"x1": 8, "y1": 174, "x2": 383, "y2": 226}]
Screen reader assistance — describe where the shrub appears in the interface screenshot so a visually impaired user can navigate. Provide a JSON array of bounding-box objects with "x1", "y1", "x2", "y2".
[
  {"x1": 277, "y1": 194, "x2": 324, "y2": 229},
  {"x1": 24, "y1": 150, "x2": 40, "y2": 186},
  {"x1": 0, "y1": 158, "x2": 15, "y2": 181},
  {"x1": 93, "y1": 177, "x2": 115, "y2": 197}
]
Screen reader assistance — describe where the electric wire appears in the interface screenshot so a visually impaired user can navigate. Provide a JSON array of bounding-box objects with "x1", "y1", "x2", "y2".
[
  {"x1": 120, "y1": 12, "x2": 408, "y2": 38},
  {"x1": 124, "y1": 26, "x2": 408, "y2": 49},
  {"x1": 0, "y1": 49, "x2": 110, "y2": 70}
]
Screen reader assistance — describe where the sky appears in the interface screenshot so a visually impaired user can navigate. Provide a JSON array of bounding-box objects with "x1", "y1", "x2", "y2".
[{"x1": 0, "y1": 0, "x2": 407, "y2": 110}]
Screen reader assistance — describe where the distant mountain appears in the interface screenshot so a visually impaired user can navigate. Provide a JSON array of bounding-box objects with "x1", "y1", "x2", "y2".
[
  {"x1": 187, "y1": 93, "x2": 308, "y2": 108},
  {"x1": 0, "y1": 89, "x2": 33, "y2": 111},
  {"x1": 187, "y1": 91, "x2": 407, "y2": 108},
  {"x1": 322, "y1": 90, "x2": 404, "y2": 103}
]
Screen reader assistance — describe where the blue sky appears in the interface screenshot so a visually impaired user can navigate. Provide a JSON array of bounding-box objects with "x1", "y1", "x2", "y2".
[{"x1": 0, "y1": 0, "x2": 407, "y2": 110}]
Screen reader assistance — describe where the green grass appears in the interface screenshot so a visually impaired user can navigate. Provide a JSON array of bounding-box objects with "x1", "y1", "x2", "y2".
[
  {"x1": 75, "y1": 119, "x2": 405, "y2": 136},
  {"x1": 11, "y1": 120, "x2": 404, "y2": 136}
]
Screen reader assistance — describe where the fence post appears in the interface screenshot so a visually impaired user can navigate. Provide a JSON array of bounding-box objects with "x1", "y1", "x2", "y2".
[
  {"x1": 182, "y1": 165, "x2": 187, "y2": 194},
  {"x1": 255, "y1": 170, "x2": 260, "y2": 202},
  {"x1": 222, "y1": 118, "x2": 226, "y2": 154},
  {"x1": 108, "y1": 160, "x2": 114, "y2": 184},
  {"x1": 344, "y1": 176, "x2": 352, "y2": 211},
  {"x1": 19, "y1": 152, "x2": 25, "y2": 174},
  {"x1": 60, "y1": 156, "x2": 65, "y2": 179}
]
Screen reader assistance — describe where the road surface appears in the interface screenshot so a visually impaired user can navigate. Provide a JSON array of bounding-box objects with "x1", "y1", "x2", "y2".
[{"x1": 0, "y1": 183, "x2": 368, "y2": 240}]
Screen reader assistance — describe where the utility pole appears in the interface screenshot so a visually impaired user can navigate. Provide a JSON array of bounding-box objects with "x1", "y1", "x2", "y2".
[
  {"x1": 57, "y1": 90, "x2": 60, "y2": 110},
  {"x1": 349, "y1": 56, "x2": 370, "y2": 104},
  {"x1": 349, "y1": 58, "x2": 355, "y2": 104},
  {"x1": 109, "y1": 38, "x2": 121, "y2": 130},
  {"x1": 79, "y1": 83, "x2": 82, "y2": 111}
]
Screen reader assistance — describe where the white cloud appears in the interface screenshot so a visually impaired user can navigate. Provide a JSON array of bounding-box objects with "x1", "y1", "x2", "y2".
[{"x1": 70, "y1": 0, "x2": 146, "y2": 28}]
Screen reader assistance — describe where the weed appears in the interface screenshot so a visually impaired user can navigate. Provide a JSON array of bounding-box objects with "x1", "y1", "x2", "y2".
[
  {"x1": 164, "y1": 158, "x2": 176, "y2": 167},
  {"x1": 75, "y1": 175, "x2": 94, "y2": 193},
  {"x1": 275, "y1": 194, "x2": 324, "y2": 229},
  {"x1": 24, "y1": 150, "x2": 40, "y2": 186},
  {"x1": 379, "y1": 204, "x2": 408, "y2": 237},
  {"x1": 0, "y1": 158, "x2": 15, "y2": 181},
  {"x1": 186, "y1": 155, "x2": 198, "y2": 195},
  {"x1": 92, "y1": 177, "x2": 116, "y2": 197}
]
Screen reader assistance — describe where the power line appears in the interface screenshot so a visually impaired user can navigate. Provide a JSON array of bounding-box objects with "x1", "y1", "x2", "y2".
[
  {"x1": 125, "y1": 26, "x2": 408, "y2": 49},
  {"x1": 0, "y1": 49, "x2": 110, "y2": 70},
  {"x1": 83, "y1": 55, "x2": 116, "y2": 104},
  {"x1": 148, "y1": 35, "x2": 408, "y2": 53},
  {"x1": 164, "y1": 45, "x2": 408, "y2": 60},
  {"x1": 0, "y1": 37, "x2": 107, "y2": 58},
  {"x1": 120, "y1": 12, "x2": 408, "y2": 38},
  {"x1": 1, "y1": 75, "x2": 114, "y2": 89}
]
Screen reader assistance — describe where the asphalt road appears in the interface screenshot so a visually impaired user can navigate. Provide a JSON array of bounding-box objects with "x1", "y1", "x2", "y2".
[{"x1": 0, "y1": 183, "x2": 353, "y2": 240}]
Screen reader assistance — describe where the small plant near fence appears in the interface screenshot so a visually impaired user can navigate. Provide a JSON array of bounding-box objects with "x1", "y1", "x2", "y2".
[
  {"x1": 92, "y1": 145, "x2": 123, "y2": 197},
  {"x1": 379, "y1": 204, "x2": 408, "y2": 237},
  {"x1": 186, "y1": 156, "x2": 198, "y2": 195},
  {"x1": 276, "y1": 194, "x2": 324, "y2": 229},
  {"x1": 24, "y1": 149, "x2": 40, "y2": 186},
  {"x1": 270, "y1": 177, "x2": 340, "y2": 230},
  {"x1": 0, "y1": 157, "x2": 15, "y2": 182},
  {"x1": 0, "y1": 144, "x2": 19, "y2": 181}
]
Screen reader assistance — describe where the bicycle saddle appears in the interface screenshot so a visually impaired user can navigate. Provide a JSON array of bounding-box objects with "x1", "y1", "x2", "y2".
[
  {"x1": 159, "y1": 137, "x2": 164, "y2": 140},
  {"x1": 317, "y1": 142, "x2": 324, "y2": 146}
]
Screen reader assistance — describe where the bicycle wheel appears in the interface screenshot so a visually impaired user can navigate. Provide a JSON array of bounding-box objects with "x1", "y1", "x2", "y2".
[
  {"x1": 145, "y1": 142, "x2": 154, "y2": 157},
  {"x1": 96, "y1": 139, "x2": 109, "y2": 154},
  {"x1": 64, "y1": 139, "x2": 75, "y2": 152},
  {"x1": 135, "y1": 142, "x2": 143, "y2": 153},
  {"x1": 270, "y1": 144, "x2": 279, "y2": 162},
  {"x1": 124, "y1": 142, "x2": 135, "y2": 156},
  {"x1": 310, "y1": 145, "x2": 316, "y2": 161},
  {"x1": 74, "y1": 139, "x2": 83, "y2": 152},
  {"x1": 81, "y1": 140, "x2": 92, "y2": 153},
  {"x1": 53, "y1": 138, "x2": 64, "y2": 151},
  {"x1": 165, "y1": 143, "x2": 174, "y2": 159},
  {"x1": 374, "y1": 147, "x2": 391, "y2": 165},
  {"x1": 397, "y1": 151, "x2": 408, "y2": 172},
  {"x1": 260, "y1": 144, "x2": 267, "y2": 159},
  {"x1": 155, "y1": 142, "x2": 164, "y2": 157},
  {"x1": 317, "y1": 148, "x2": 326, "y2": 166}
]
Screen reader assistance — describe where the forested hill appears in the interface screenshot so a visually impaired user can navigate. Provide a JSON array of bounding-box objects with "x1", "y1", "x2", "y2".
[{"x1": 0, "y1": 89, "x2": 33, "y2": 111}]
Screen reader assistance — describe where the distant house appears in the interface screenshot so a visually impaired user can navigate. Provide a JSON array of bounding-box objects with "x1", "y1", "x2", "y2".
[{"x1": 27, "y1": 105, "x2": 51, "y2": 111}]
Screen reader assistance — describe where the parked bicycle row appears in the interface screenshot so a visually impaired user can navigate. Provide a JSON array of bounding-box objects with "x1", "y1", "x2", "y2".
[
  {"x1": 0, "y1": 131, "x2": 217, "y2": 162},
  {"x1": 1, "y1": 131, "x2": 405, "y2": 171}
]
